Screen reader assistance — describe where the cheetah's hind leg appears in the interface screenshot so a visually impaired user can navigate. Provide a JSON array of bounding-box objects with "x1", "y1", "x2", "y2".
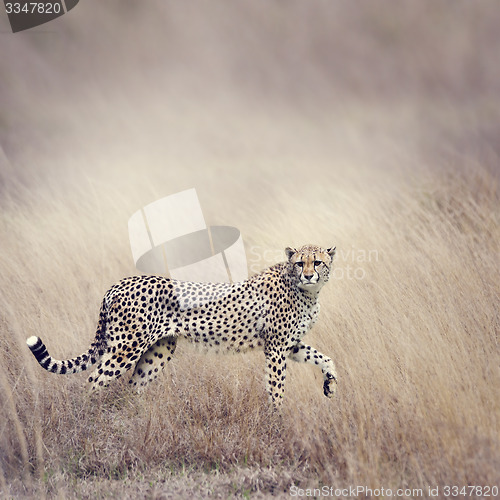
[{"x1": 129, "y1": 336, "x2": 178, "y2": 391}]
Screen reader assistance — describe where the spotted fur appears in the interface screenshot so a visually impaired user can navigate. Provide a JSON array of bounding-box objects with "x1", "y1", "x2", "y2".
[{"x1": 27, "y1": 244, "x2": 337, "y2": 406}]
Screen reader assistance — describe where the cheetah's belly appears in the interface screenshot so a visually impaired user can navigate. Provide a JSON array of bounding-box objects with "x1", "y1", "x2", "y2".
[{"x1": 177, "y1": 310, "x2": 265, "y2": 353}]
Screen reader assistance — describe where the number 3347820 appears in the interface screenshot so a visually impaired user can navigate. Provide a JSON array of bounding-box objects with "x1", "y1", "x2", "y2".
[{"x1": 5, "y1": 3, "x2": 62, "y2": 14}]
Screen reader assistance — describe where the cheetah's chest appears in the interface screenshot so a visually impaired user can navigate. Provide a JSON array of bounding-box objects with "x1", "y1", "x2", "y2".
[{"x1": 295, "y1": 302, "x2": 320, "y2": 338}]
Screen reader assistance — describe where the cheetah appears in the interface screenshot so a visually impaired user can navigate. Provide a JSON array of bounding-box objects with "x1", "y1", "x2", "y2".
[{"x1": 27, "y1": 244, "x2": 338, "y2": 406}]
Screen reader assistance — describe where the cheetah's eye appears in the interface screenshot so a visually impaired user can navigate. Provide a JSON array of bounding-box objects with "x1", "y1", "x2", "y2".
[
  {"x1": 295, "y1": 262, "x2": 304, "y2": 268},
  {"x1": 314, "y1": 261, "x2": 323, "y2": 266}
]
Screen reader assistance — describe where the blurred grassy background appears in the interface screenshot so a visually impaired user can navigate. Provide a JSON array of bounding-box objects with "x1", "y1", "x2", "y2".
[{"x1": 1, "y1": 1, "x2": 499, "y2": 497}]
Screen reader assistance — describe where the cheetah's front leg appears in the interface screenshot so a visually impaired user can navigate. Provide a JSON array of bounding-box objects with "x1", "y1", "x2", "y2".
[
  {"x1": 289, "y1": 342, "x2": 338, "y2": 398},
  {"x1": 264, "y1": 344, "x2": 287, "y2": 408}
]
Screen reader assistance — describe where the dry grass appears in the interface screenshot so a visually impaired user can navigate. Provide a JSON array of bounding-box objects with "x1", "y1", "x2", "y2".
[{"x1": 1, "y1": 1, "x2": 500, "y2": 498}]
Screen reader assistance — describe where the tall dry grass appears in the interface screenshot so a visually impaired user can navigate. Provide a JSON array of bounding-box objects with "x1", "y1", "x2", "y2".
[
  {"x1": 1, "y1": 160, "x2": 498, "y2": 498},
  {"x1": 1, "y1": 1, "x2": 500, "y2": 498}
]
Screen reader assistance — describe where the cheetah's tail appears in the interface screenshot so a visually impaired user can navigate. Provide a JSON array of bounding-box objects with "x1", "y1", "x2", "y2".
[
  {"x1": 26, "y1": 297, "x2": 109, "y2": 375},
  {"x1": 26, "y1": 336, "x2": 105, "y2": 375}
]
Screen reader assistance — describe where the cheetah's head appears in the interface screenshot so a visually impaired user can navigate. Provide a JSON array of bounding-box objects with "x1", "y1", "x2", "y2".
[{"x1": 285, "y1": 244, "x2": 336, "y2": 292}]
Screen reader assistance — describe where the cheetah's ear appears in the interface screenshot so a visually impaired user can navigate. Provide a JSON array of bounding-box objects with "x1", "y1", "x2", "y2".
[
  {"x1": 327, "y1": 246, "x2": 336, "y2": 258},
  {"x1": 285, "y1": 247, "x2": 297, "y2": 260}
]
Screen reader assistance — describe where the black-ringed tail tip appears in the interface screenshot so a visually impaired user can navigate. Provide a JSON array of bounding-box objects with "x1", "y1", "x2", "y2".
[
  {"x1": 26, "y1": 336, "x2": 52, "y2": 368},
  {"x1": 26, "y1": 336, "x2": 43, "y2": 352}
]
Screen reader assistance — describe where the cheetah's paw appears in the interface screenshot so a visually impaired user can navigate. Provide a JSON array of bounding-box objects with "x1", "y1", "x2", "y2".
[{"x1": 323, "y1": 373, "x2": 337, "y2": 398}]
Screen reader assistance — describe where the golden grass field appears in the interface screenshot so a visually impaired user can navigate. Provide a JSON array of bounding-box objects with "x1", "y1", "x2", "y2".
[{"x1": 1, "y1": 1, "x2": 499, "y2": 498}]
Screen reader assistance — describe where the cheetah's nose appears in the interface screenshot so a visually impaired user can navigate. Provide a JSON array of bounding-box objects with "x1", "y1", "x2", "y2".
[{"x1": 303, "y1": 274, "x2": 314, "y2": 281}]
